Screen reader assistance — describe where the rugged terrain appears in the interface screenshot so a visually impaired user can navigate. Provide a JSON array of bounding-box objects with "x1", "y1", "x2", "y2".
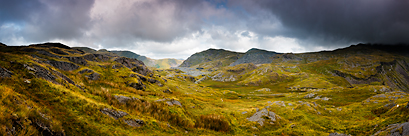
[
  {"x1": 1, "y1": 42, "x2": 409, "y2": 135},
  {"x1": 73, "y1": 47, "x2": 183, "y2": 69}
]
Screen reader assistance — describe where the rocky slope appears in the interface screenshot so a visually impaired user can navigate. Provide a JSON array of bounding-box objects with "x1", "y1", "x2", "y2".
[
  {"x1": 230, "y1": 48, "x2": 280, "y2": 66},
  {"x1": 73, "y1": 48, "x2": 183, "y2": 69},
  {"x1": 179, "y1": 48, "x2": 244, "y2": 68}
]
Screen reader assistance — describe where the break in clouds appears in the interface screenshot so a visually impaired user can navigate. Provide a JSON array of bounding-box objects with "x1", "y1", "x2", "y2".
[{"x1": 0, "y1": 0, "x2": 408, "y2": 59}]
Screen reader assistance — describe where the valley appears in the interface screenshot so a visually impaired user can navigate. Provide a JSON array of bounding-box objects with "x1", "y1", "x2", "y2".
[{"x1": 0, "y1": 42, "x2": 409, "y2": 135}]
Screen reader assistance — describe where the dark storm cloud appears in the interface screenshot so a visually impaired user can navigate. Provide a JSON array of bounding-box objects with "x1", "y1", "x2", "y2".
[
  {"x1": 241, "y1": 0, "x2": 409, "y2": 45},
  {"x1": 0, "y1": 0, "x2": 95, "y2": 42}
]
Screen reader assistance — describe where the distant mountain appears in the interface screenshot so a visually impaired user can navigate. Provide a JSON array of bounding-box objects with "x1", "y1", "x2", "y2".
[
  {"x1": 73, "y1": 48, "x2": 182, "y2": 69},
  {"x1": 230, "y1": 48, "x2": 280, "y2": 66},
  {"x1": 179, "y1": 48, "x2": 244, "y2": 68}
]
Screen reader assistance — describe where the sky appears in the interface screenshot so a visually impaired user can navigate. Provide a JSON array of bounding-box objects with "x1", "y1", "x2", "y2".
[{"x1": 1, "y1": 0, "x2": 408, "y2": 59}]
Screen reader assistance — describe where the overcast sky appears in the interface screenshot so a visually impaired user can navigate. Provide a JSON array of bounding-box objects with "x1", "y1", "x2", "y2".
[{"x1": 1, "y1": 0, "x2": 408, "y2": 59}]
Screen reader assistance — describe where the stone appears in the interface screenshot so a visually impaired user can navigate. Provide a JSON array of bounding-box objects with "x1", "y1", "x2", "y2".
[
  {"x1": 0, "y1": 67, "x2": 13, "y2": 78},
  {"x1": 85, "y1": 72, "x2": 100, "y2": 80},
  {"x1": 246, "y1": 108, "x2": 279, "y2": 126},
  {"x1": 373, "y1": 122, "x2": 409, "y2": 136},
  {"x1": 304, "y1": 93, "x2": 316, "y2": 99},
  {"x1": 406, "y1": 102, "x2": 409, "y2": 109},
  {"x1": 123, "y1": 119, "x2": 144, "y2": 127},
  {"x1": 100, "y1": 108, "x2": 128, "y2": 120},
  {"x1": 242, "y1": 111, "x2": 247, "y2": 114},
  {"x1": 128, "y1": 82, "x2": 145, "y2": 90},
  {"x1": 112, "y1": 64, "x2": 123, "y2": 69},
  {"x1": 166, "y1": 99, "x2": 182, "y2": 107},
  {"x1": 114, "y1": 95, "x2": 132, "y2": 104}
]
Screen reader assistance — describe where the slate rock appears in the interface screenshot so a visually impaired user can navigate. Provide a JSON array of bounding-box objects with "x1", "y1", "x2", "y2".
[
  {"x1": 85, "y1": 72, "x2": 100, "y2": 80},
  {"x1": 166, "y1": 99, "x2": 182, "y2": 107},
  {"x1": 373, "y1": 122, "x2": 409, "y2": 136},
  {"x1": 100, "y1": 108, "x2": 128, "y2": 120},
  {"x1": 246, "y1": 108, "x2": 279, "y2": 126},
  {"x1": 47, "y1": 61, "x2": 79, "y2": 71},
  {"x1": 0, "y1": 67, "x2": 13, "y2": 78},
  {"x1": 114, "y1": 95, "x2": 132, "y2": 104},
  {"x1": 128, "y1": 82, "x2": 146, "y2": 90},
  {"x1": 65, "y1": 57, "x2": 87, "y2": 66},
  {"x1": 123, "y1": 119, "x2": 144, "y2": 127}
]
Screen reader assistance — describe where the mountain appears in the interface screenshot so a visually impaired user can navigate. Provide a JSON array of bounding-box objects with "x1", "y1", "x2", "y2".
[
  {"x1": 179, "y1": 48, "x2": 244, "y2": 68},
  {"x1": 73, "y1": 48, "x2": 183, "y2": 69},
  {"x1": 1, "y1": 42, "x2": 409, "y2": 135},
  {"x1": 230, "y1": 48, "x2": 280, "y2": 66}
]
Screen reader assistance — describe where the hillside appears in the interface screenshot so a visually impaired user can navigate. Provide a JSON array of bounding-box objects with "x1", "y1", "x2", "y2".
[
  {"x1": 1, "y1": 42, "x2": 409, "y2": 135},
  {"x1": 230, "y1": 48, "x2": 280, "y2": 66},
  {"x1": 74, "y1": 48, "x2": 183, "y2": 69},
  {"x1": 179, "y1": 48, "x2": 244, "y2": 68}
]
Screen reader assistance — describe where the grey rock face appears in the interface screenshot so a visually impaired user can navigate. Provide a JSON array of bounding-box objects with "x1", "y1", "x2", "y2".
[
  {"x1": 246, "y1": 108, "x2": 279, "y2": 126},
  {"x1": 50, "y1": 48, "x2": 68, "y2": 55},
  {"x1": 123, "y1": 119, "x2": 144, "y2": 127},
  {"x1": 128, "y1": 82, "x2": 146, "y2": 90},
  {"x1": 230, "y1": 48, "x2": 279, "y2": 66},
  {"x1": 0, "y1": 67, "x2": 13, "y2": 78},
  {"x1": 374, "y1": 122, "x2": 409, "y2": 136},
  {"x1": 114, "y1": 95, "x2": 132, "y2": 104},
  {"x1": 85, "y1": 72, "x2": 100, "y2": 80},
  {"x1": 114, "y1": 57, "x2": 151, "y2": 76},
  {"x1": 28, "y1": 65, "x2": 58, "y2": 83},
  {"x1": 100, "y1": 108, "x2": 128, "y2": 120},
  {"x1": 65, "y1": 57, "x2": 87, "y2": 66},
  {"x1": 47, "y1": 61, "x2": 79, "y2": 71},
  {"x1": 166, "y1": 99, "x2": 182, "y2": 107},
  {"x1": 304, "y1": 93, "x2": 316, "y2": 99}
]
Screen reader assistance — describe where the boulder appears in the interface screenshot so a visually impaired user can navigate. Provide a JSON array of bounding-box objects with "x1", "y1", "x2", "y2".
[
  {"x1": 166, "y1": 99, "x2": 182, "y2": 107},
  {"x1": 373, "y1": 122, "x2": 409, "y2": 136},
  {"x1": 85, "y1": 72, "x2": 100, "y2": 80},
  {"x1": 114, "y1": 95, "x2": 132, "y2": 104},
  {"x1": 256, "y1": 88, "x2": 271, "y2": 92},
  {"x1": 128, "y1": 82, "x2": 146, "y2": 90},
  {"x1": 304, "y1": 93, "x2": 316, "y2": 99},
  {"x1": 112, "y1": 64, "x2": 123, "y2": 69},
  {"x1": 123, "y1": 119, "x2": 144, "y2": 127},
  {"x1": 0, "y1": 67, "x2": 13, "y2": 78},
  {"x1": 100, "y1": 108, "x2": 128, "y2": 120},
  {"x1": 246, "y1": 108, "x2": 279, "y2": 126}
]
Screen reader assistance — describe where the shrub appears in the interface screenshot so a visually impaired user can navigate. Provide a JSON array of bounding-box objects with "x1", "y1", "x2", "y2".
[{"x1": 195, "y1": 114, "x2": 230, "y2": 132}]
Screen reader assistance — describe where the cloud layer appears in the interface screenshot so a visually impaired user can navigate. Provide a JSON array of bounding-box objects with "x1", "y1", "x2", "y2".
[{"x1": 1, "y1": 0, "x2": 408, "y2": 59}]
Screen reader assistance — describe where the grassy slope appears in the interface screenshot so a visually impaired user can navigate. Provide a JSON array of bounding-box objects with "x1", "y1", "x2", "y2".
[{"x1": 0, "y1": 44, "x2": 408, "y2": 135}]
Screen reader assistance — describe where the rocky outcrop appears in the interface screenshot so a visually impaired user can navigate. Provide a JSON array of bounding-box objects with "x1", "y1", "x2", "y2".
[
  {"x1": 85, "y1": 72, "x2": 100, "y2": 80},
  {"x1": 114, "y1": 95, "x2": 132, "y2": 104},
  {"x1": 156, "y1": 98, "x2": 182, "y2": 107},
  {"x1": 230, "y1": 48, "x2": 279, "y2": 66},
  {"x1": 21, "y1": 48, "x2": 61, "y2": 58},
  {"x1": 373, "y1": 122, "x2": 409, "y2": 136},
  {"x1": 100, "y1": 108, "x2": 128, "y2": 120},
  {"x1": 123, "y1": 119, "x2": 144, "y2": 127},
  {"x1": 0, "y1": 67, "x2": 13, "y2": 78},
  {"x1": 246, "y1": 108, "x2": 280, "y2": 126},
  {"x1": 78, "y1": 69, "x2": 94, "y2": 74},
  {"x1": 114, "y1": 57, "x2": 151, "y2": 76},
  {"x1": 128, "y1": 81, "x2": 146, "y2": 90},
  {"x1": 47, "y1": 61, "x2": 79, "y2": 71},
  {"x1": 31, "y1": 118, "x2": 66, "y2": 136},
  {"x1": 179, "y1": 48, "x2": 244, "y2": 67},
  {"x1": 27, "y1": 65, "x2": 58, "y2": 84},
  {"x1": 83, "y1": 54, "x2": 111, "y2": 62},
  {"x1": 65, "y1": 57, "x2": 87, "y2": 66},
  {"x1": 50, "y1": 48, "x2": 69, "y2": 55}
]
